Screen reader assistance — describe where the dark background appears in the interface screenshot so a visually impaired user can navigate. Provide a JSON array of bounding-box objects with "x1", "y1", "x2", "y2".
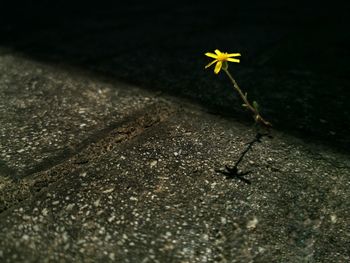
[{"x1": 1, "y1": 1, "x2": 349, "y2": 153}]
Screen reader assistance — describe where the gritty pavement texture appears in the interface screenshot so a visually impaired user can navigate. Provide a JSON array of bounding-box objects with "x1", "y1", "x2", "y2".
[
  {"x1": 1, "y1": 2, "x2": 350, "y2": 262},
  {"x1": 0, "y1": 52, "x2": 350, "y2": 263},
  {"x1": 0, "y1": 52, "x2": 173, "y2": 212},
  {"x1": 0, "y1": 53, "x2": 160, "y2": 178}
]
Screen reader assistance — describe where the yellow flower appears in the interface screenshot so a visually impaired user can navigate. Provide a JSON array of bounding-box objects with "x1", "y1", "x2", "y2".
[{"x1": 205, "y1": 49, "x2": 241, "y2": 74}]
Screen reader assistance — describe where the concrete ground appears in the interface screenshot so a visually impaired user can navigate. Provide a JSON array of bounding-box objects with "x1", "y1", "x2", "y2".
[{"x1": 0, "y1": 2, "x2": 349, "y2": 262}]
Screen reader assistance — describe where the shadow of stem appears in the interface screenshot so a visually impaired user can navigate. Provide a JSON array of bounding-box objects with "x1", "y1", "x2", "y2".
[{"x1": 216, "y1": 130, "x2": 272, "y2": 185}]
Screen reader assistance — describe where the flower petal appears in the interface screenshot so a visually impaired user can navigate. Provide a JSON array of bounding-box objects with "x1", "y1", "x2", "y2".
[
  {"x1": 214, "y1": 61, "x2": 222, "y2": 74},
  {"x1": 214, "y1": 49, "x2": 221, "y2": 55},
  {"x1": 227, "y1": 58, "x2": 240, "y2": 63},
  {"x1": 205, "y1": 52, "x2": 218, "y2": 59},
  {"x1": 227, "y1": 53, "x2": 241, "y2": 57},
  {"x1": 205, "y1": 60, "x2": 218, "y2": 69}
]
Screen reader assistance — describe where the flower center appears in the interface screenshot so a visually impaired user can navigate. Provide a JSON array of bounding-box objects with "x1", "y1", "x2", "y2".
[{"x1": 217, "y1": 53, "x2": 229, "y2": 61}]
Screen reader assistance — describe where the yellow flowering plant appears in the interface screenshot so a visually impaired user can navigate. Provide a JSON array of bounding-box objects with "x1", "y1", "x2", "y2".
[{"x1": 205, "y1": 49, "x2": 271, "y2": 128}]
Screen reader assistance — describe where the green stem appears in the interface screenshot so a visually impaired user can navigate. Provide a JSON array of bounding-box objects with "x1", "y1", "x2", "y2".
[{"x1": 223, "y1": 68, "x2": 272, "y2": 128}]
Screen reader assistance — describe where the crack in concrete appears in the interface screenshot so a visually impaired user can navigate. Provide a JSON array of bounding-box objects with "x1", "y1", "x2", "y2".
[{"x1": 0, "y1": 102, "x2": 176, "y2": 214}]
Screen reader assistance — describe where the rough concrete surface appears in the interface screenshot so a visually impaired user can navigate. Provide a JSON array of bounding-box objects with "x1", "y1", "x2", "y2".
[
  {"x1": 0, "y1": 53, "x2": 349, "y2": 262},
  {"x1": 0, "y1": 52, "x2": 174, "y2": 213},
  {"x1": 0, "y1": 53, "x2": 162, "y2": 178}
]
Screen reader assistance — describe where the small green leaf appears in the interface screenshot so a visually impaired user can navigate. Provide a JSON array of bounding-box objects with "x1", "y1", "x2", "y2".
[
  {"x1": 222, "y1": 61, "x2": 228, "y2": 70},
  {"x1": 253, "y1": 101, "x2": 259, "y2": 111}
]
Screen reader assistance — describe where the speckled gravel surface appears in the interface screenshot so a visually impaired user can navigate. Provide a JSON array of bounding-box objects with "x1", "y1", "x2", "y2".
[
  {"x1": 0, "y1": 53, "x2": 159, "y2": 177},
  {"x1": 1, "y1": 106, "x2": 349, "y2": 262}
]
